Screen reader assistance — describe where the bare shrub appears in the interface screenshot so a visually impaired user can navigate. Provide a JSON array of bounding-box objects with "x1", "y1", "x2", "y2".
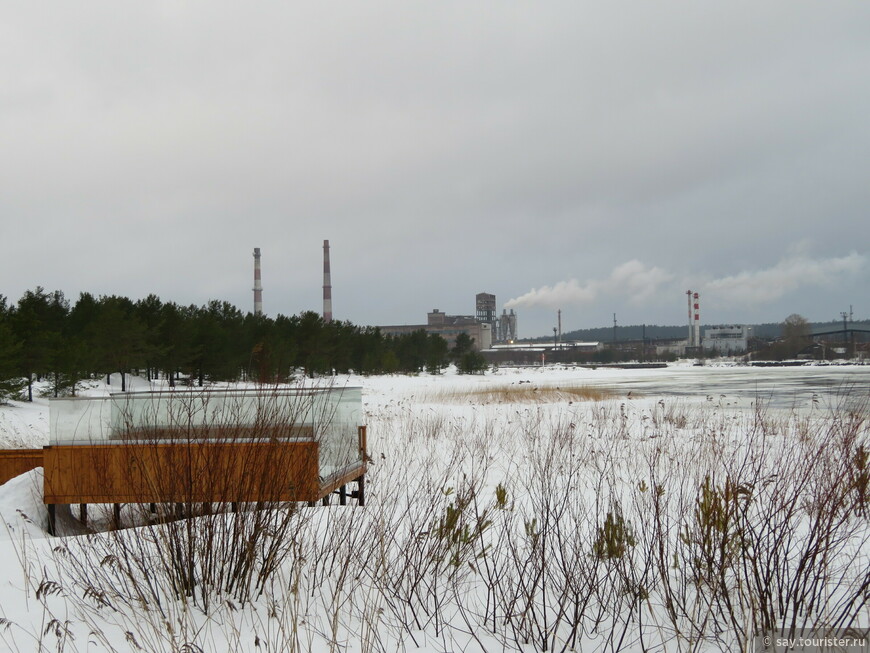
[{"x1": 9, "y1": 379, "x2": 869, "y2": 652}]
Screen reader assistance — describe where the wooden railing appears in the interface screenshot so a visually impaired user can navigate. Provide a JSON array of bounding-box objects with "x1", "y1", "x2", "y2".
[
  {"x1": 4, "y1": 424, "x2": 368, "y2": 534},
  {"x1": 43, "y1": 440, "x2": 321, "y2": 505},
  {"x1": 0, "y1": 449, "x2": 43, "y2": 485}
]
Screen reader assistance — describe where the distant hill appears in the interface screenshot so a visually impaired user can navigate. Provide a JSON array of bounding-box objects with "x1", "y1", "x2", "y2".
[{"x1": 525, "y1": 319, "x2": 870, "y2": 343}]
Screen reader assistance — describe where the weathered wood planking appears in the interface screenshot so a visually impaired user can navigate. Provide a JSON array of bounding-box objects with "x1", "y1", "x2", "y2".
[
  {"x1": 0, "y1": 449, "x2": 44, "y2": 485},
  {"x1": 43, "y1": 440, "x2": 321, "y2": 504}
]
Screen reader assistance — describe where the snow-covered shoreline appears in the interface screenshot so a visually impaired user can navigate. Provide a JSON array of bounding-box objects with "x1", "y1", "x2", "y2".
[{"x1": 1, "y1": 365, "x2": 868, "y2": 652}]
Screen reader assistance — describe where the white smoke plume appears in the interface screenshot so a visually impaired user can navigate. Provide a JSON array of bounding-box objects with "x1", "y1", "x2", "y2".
[
  {"x1": 505, "y1": 251, "x2": 865, "y2": 314},
  {"x1": 505, "y1": 260, "x2": 673, "y2": 309},
  {"x1": 703, "y1": 251, "x2": 865, "y2": 305}
]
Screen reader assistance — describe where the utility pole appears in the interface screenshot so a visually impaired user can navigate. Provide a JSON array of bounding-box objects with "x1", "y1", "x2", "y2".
[
  {"x1": 642, "y1": 323, "x2": 646, "y2": 362},
  {"x1": 850, "y1": 305, "x2": 855, "y2": 358},
  {"x1": 841, "y1": 309, "x2": 853, "y2": 357}
]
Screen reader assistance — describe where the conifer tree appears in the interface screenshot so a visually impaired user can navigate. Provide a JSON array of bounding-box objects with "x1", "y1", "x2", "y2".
[{"x1": 0, "y1": 296, "x2": 25, "y2": 402}]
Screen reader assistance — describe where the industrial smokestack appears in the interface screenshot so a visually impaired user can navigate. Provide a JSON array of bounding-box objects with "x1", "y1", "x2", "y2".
[
  {"x1": 693, "y1": 292, "x2": 701, "y2": 349},
  {"x1": 253, "y1": 247, "x2": 263, "y2": 316},
  {"x1": 686, "y1": 290, "x2": 693, "y2": 347},
  {"x1": 323, "y1": 239, "x2": 332, "y2": 323}
]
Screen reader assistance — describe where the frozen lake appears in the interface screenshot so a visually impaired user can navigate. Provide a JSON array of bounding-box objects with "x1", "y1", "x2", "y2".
[{"x1": 586, "y1": 363, "x2": 870, "y2": 411}]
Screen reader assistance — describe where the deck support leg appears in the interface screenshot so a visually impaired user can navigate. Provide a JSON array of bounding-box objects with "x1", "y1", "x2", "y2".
[
  {"x1": 307, "y1": 500, "x2": 315, "y2": 507},
  {"x1": 149, "y1": 503, "x2": 157, "y2": 514},
  {"x1": 339, "y1": 484, "x2": 347, "y2": 505},
  {"x1": 113, "y1": 503, "x2": 121, "y2": 529},
  {"x1": 357, "y1": 475, "x2": 365, "y2": 506},
  {"x1": 231, "y1": 502, "x2": 239, "y2": 513},
  {"x1": 47, "y1": 504, "x2": 56, "y2": 536},
  {"x1": 321, "y1": 494, "x2": 330, "y2": 506},
  {"x1": 79, "y1": 503, "x2": 87, "y2": 525}
]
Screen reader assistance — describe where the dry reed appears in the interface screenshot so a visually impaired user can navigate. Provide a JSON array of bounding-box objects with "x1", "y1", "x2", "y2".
[{"x1": 427, "y1": 382, "x2": 619, "y2": 404}]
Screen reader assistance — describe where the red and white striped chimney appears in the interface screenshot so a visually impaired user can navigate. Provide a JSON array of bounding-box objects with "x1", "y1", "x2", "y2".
[
  {"x1": 693, "y1": 291, "x2": 700, "y2": 348},
  {"x1": 686, "y1": 290, "x2": 693, "y2": 346},
  {"x1": 253, "y1": 247, "x2": 263, "y2": 315},
  {"x1": 323, "y1": 240, "x2": 333, "y2": 323}
]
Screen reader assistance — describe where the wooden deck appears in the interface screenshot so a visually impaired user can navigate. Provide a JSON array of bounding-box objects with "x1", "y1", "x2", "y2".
[{"x1": 1, "y1": 425, "x2": 368, "y2": 535}]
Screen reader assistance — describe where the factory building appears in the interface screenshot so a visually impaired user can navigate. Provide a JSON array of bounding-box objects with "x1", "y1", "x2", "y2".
[
  {"x1": 703, "y1": 326, "x2": 749, "y2": 354},
  {"x1": 477, "y1": 292, "x2": 518, "y2": 343},
  {"x1": 378, "y1": 293, "x2": 515, "y2": 351},
  {"x1": 427, "y1": 309, "x2": 493, "y2": 349},
  {"x1": 476, "y1": 293, "x2": 496, "y2": 326},
  {"x1": 379, "y1": 309, "x2": 492, "y2": 350}
]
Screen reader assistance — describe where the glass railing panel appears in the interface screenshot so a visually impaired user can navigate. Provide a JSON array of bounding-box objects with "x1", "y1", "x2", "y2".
[
  {"x1": 49, "y1": 397, "x2": 113, "y2": 445},
  {"x1": 315, "y1": 386, "x2": 363, "y2": 479},
  {"x1": 50, "y1": 387, "x2": 365, "y2": 484}
]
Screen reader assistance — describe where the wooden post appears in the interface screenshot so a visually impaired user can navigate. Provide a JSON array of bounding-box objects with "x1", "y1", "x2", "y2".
[
  {"x1": 47, "y1": 504, "x2": 56, "y2": 536},
  {"x1": 357, "y1": 425, "x2": 367, "y2": 506},
  {"x1": 79, "y1": 503, "x2": 87, "y2": 525},
  {"x1": 113, "y1": 503, "x2": 121, "y2": 529},
  {"x1": 359, "y1": 425, "x2": 367, "y2": 462},
  {"x1": 339, "y1": 484, "x2": 347, "y2": 505}
]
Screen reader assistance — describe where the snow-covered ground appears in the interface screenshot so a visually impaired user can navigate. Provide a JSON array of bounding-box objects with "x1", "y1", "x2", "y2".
[{"x1": 1, "y1": 363, "x2": 868, "y2": 652}]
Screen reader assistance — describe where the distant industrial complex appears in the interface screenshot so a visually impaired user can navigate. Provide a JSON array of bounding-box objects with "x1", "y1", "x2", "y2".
[
  {"x1": 378, "y1": 293, "x2": 518, "y2": 350},
  {"x1": 250, "y1": 244, "x2": 519, "y2": 351},
  {"x1": 250, "y1": 246, "x2": 866, "y2": 362},
  {"x1": 488, "y1": 291, "x2": 754, "y2": 363}
]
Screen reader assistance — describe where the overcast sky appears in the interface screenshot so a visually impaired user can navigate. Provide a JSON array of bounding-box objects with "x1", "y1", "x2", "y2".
[{"x1": 2, "y1": 2, "x2": 868, "y2": 338}]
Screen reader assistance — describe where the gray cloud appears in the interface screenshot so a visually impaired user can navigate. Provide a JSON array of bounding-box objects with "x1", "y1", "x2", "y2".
[
  {"x1": 703, "y1": 251, "x2": 866, "y2": 306},
  {"x1": 2, "y1": 2, "x2": 869, "y2": 336}
]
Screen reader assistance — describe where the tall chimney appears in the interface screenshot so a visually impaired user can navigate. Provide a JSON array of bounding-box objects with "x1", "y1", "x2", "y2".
[
  {"x1": 322, "y1": 239, "x2": 332, "y2": 323},
  {"x1": 253, "y1": 247, "x2": 263, "y2": 316},
  {"x1": 686, "y1": 290, "x2": 693, "y2": 347}
]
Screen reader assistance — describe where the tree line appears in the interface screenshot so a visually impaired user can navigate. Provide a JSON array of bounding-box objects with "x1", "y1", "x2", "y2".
[{"x1": 0, "y1": 288, "x2": 486, "y2": 402}]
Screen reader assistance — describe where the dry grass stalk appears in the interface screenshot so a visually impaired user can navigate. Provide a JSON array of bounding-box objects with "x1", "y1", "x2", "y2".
[{"x1": 8, "y1": 385, "x2": 869, "y2": 652}]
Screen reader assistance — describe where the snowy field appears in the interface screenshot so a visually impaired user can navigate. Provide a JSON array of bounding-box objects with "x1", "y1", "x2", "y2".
[{"x1": 1, "y1": 363, "x2": 869, "y2": 652}]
